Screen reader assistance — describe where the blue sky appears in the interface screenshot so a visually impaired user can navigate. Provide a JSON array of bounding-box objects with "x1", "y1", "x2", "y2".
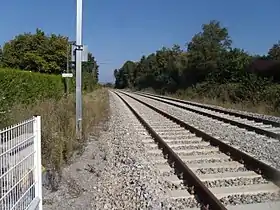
[{"x1": 1, "y1": 0, "x2": 280, "y2": 83}]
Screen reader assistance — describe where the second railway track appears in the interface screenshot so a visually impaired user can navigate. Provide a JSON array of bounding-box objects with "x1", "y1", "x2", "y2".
[
  {"x1": 134, "y1": 91, "x2": 280, "y2": 140},
  {"x1": 113, "y1": 90, "x2": 280, "y2": 210}
]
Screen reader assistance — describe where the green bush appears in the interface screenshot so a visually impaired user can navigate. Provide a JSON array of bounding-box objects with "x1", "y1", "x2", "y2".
[
  {"x1": 82, "y1": 72, "x2": 97, "y2": 92},
  {"x1": 0, "y1": 68, "x2": 65, "y2": 115}
]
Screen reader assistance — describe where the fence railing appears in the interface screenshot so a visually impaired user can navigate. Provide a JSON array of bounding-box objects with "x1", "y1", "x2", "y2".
[{"x1": 0, "y1": 116, "x2": 42, "y2": 210}]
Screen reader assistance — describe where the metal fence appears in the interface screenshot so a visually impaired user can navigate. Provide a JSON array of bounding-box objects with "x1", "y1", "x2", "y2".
[{"x1": 0, "y1": 116, "x2": 42, "y2": 210}]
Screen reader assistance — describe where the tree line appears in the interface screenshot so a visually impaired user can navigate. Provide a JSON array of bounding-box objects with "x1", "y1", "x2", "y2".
[
  {"x1": 0, "y1": 28, "x2": 99, "y2": 85},
  {"x1": 114, "y1": 20, "x2": 280, "y2": 113},
  {"x1": 114, "y1": 20, "x2": 279, "y2": 90}
]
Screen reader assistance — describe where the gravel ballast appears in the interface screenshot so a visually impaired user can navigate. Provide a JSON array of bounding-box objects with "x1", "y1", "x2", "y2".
[
  {"x1": 154, "y1": 93, "x2": 280, "y2": 123},
  {"x1": 126, "y1": 92, "x2": 280, "y2": 170},
  {"x1": 42, "y1": 91, "x2": 177, "y2": 209},
  {"x1": 118, "y1": 92, "x2": 280, "y2": 206},
  {"x1": 141, "y1": 94, "x2": 280, "y2": 131}
]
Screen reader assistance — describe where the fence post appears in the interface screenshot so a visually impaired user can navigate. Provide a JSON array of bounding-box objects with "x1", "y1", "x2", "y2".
[{"x1": 33, "y1": 116, "x2": 43, "y2": 210}]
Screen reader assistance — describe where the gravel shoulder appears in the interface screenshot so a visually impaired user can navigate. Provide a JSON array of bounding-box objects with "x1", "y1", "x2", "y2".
[{"x1": 42, "y1": 91, "x2": 171, "y2": 210}]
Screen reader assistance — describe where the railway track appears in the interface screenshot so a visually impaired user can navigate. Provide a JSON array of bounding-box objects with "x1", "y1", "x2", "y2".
[
  {"x1": 134, "y1": 92, "x2": 280, "y2": 141},
  {"x1": 113, "y1": 90, "x2": 280, "y2": 210}
]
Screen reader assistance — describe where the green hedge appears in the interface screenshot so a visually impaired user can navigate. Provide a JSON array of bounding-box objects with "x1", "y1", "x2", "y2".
[{"x1": 0, "y1": 68, "x2": 65, "y2": 113}]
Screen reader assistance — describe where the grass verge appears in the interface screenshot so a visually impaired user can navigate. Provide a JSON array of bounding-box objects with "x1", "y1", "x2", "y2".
[
  {"x1": 138, "y1": 86, "x2": 280, "y2": 117},
  {"x1": 168, "y1": 88, "x2": 280, "y2": 117},
  {"x1": 1, "y1": 88, "x2": 109, "y2": 189}
]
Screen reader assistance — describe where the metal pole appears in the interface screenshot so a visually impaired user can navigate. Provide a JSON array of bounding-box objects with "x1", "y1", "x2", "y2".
[
  {"x1": 67, "y1": 44, "x2": 69, "y2": 73},
  {"x1": 76, "y1": 0, "x2": 83, "y2": 139},
  {"x1": 66, "y1": 43, "x2": 69, "y2": 95}
]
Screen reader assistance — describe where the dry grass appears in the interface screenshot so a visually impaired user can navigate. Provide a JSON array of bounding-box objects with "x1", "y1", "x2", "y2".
[
  {"x1": 170, "y1": 94, "x2": 280, "y2": 117},
  {"x1": 3, "y1": 88, "x2": 109, "y2": 173}
]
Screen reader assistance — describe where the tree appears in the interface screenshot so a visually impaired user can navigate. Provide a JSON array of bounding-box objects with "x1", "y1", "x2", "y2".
[
  {"x1": 208, "y1": 48, "x2": 252, "y2": 83},
  {"x1": 121, "y1": 61, "x2": 136, "y2": 88},
  {"x1": 114, "y1": 69, "x2": 122, "y2": 88},
  {"x1": 186, "y1": 20, "x2": 232, "y2": 85},
  {"x1": 1, "y1": 29, "x2": 100, "y2": 86},
  {"x1": 82, "y1": 52, "x2": 99, "y2": 83},
  {"x1": 103, "y1": 82, "x2": 114, "y2": 88},
  {"x1": 0, "y1": 46, "x2": 3, "y2": 67},
  {"x1": 82, "y1": 53, "x2": 98, "y2": 73},
  {"x1": 81, "y1": 53, "x2": 99, "y2": 91},
  {"x1": 1, "y1": 28, "x2": 68, "y2": 74},
  {"x1": 113, "y1": 19, "x2": 279, "y2": 93},
  {"x1": 268, "y1": 41, "x2": 280, "y2": 61}
]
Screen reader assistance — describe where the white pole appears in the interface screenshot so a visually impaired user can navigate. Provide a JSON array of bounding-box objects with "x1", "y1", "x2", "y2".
[
  {"x1": 76, "y1": 0, "x2": 83, "y2": 139},
  {"x1": 34, "y1": 115, "x2": 42, "y2": 210}
]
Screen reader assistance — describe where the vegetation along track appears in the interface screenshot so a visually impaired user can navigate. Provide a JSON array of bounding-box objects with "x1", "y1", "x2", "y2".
[
  {"x1": 133, "y1": 92, "x2": 280, "y2": 141},
  {"x1": 113, "y1": 90, "x2": 280, "y2": 210}
]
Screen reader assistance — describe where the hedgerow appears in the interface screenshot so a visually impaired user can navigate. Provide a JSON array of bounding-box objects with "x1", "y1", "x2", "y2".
[{"x1": 0, "y1": 68, "x2": 65, "y2": 114}]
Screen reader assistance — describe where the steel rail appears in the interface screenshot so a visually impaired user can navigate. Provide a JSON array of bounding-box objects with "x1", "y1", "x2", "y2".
[
  {"x1": 135, "y1": 92, "x2": 280, "y2": 140},
  {"x1": 114, "y1": 91, "x2": 227, "y2": 210},
  {"x1": 138, "y1": 92, "x2": 280, "y2": 127},
  {"x1": 119, "y1": 90, "x2": 280, "y2": 188}
]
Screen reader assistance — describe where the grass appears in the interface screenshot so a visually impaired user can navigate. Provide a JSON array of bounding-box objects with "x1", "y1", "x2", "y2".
[
  {"x1": 1, "y1": 88, "x2": 109, "y2": 181},
  {"x1": 138, "y1": 86, "x2": 280, "y2": 117},
  {"x1": 168, "y1": 91, "x2": 280, "y2": 117}
]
